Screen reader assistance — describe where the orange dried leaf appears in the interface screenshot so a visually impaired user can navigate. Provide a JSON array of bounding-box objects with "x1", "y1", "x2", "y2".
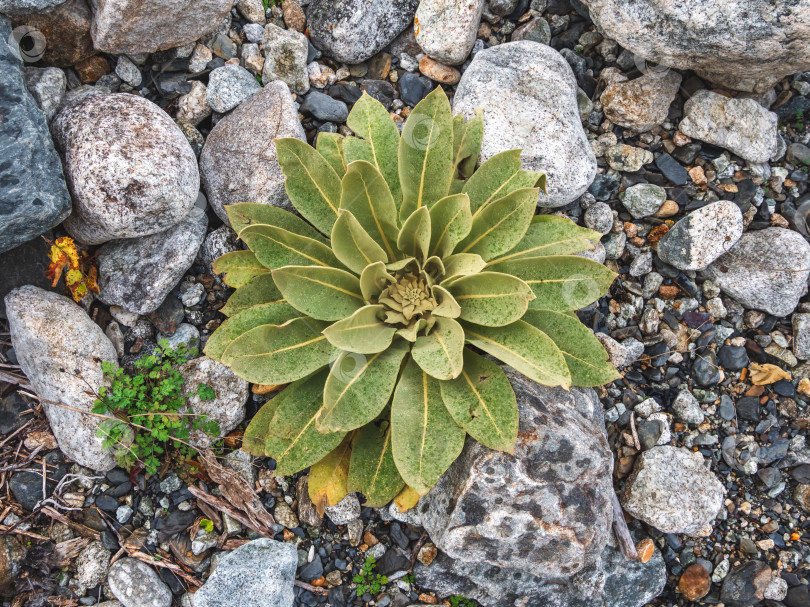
[{"x1": 748, "y1": 363, "x2": 791, "y2": 386}]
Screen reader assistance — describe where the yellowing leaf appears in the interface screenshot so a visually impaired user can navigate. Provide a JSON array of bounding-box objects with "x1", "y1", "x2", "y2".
[
  {"x1": 308, "y1": 436, "x2": 352, "y2": 516},
  {"x1": 749, "y1": 363, "x2": 791, "y2": 385}
]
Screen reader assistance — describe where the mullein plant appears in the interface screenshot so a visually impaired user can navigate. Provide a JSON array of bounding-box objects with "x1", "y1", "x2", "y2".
[{"x1": 205, "y1": 87, "x2": 619, "y2": 512}]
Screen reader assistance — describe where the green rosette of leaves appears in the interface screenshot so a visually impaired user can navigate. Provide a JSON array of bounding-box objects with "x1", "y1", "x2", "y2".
[{"x1": 205, "y1": 87, "x2": 619, "y2": 510}]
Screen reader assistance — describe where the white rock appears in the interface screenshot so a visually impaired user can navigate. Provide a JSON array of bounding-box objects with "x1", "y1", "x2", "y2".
[
  {"x1": 671, "y1": 390, "x2": 704, "y2": 425},
  {"x1": 114, "y1": 55, "x2": 142, "y2": 87},
  {"x1": 453, "y1": 41, "x2": 596, "y2": 208},
  {"x1": 325, "y1": 493, "x2": 361, "y2": 525},
  {"x1": 76, "y1": 541, "x2": 111, "y2": 588},
  {"x1": 5, "y1": 286, "x2": 117, "y2": 471},
  {"x1": 108, "y1": 558, "x2": 171, "y2": 607},
  {"x1": 600, "y1": 70, "x2": 681, "y2": 133},
  {"x1": 261, "y1": 23, "x2": 309, "y2": 95},
  {"x1": 414, "y1": 0, "x2": 484, "y2": 66},
  {"x1": 176, "y1": 80, "x2": 212, "y2": 126},
  {"x1": 207, "y1": 64, "x2": 261, "y2": 113}
]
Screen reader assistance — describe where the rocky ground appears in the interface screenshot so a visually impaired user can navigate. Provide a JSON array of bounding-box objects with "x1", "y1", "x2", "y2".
[{"x1": 1, "y1": 0, "x2": 810, "y2": 606}]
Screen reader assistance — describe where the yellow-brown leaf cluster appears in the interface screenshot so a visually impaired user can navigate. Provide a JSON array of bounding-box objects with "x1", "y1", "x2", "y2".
[{"x1": 44, "y1": 236, "x2": 99, "y2": 302}]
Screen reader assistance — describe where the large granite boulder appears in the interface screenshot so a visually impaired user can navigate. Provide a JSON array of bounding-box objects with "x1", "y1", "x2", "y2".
[
  {"x1": 453, "y1": 41, "x2": 596, "y2": 208},
  {"x1": 702, "y1": 227, "x2": 810, "y2": 317},
  {"x1": 91, "y1": 0, "x2": 233, "y2": 54},
  {"x1": 307, "y1": 0, "x2": 419, "y2": 64},
  {"x1": 581, "y1": 0, "x2": 810, "y2": 93},
  {"x1": 5, "y1": 286, "x2": 117, "y2": 471},
  {"x1": 200, "y1": 81, "x2": 305, "y2": 225},
  {"x1": 0, "y1": 16, "x2": 72, "y2": 254},
  {"x1": 418, "y1": 368, "x2": 613, "y2": 579},
  {"x1": 9, "y1": 0, "x2": 95, "y2": 67},
  {"x1": 51, "y1": 93, "x2": 199, "y2": 245},
  {"x1": 415, "y1": 527, "x2": 666, "y2": 607},
  {"x1": 0, "y1": 0, "x2": 65, "y2": 15}
]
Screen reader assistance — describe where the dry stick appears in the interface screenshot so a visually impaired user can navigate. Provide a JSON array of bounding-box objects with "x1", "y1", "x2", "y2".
[
  {"x1": 0, "y1": 418, "x2": 35, "y2": 448},
  {"x1": 186, "y1": 484, "x2": 272, "y2": 538},
  {"x1": 0, "y1": 523, "x2": 51, "y2": 542},
  {"x1": 40, "y1": 506, "x2": 101, "y2": 541},
  {"x1": 126, "y1": 550, "x2": 202, "y2": 588},
  {"x1": 629, "y1": 413, "x2": 641, "y2": 451},
  {"x1": 294, "y1": 580, "x2": 328, "y2": 595},
  {"x1": 0, "y1": 369, "x2": 30, "y2": 388},
  {"x1": 611, "y1": 492, "x2": 638, "y2": 561}
]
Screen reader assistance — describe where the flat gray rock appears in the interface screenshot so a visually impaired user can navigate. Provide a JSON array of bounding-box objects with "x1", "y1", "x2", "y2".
[
  {"x1": 262, "y1": 23, "x2": 309, "y2": 95},
  {"x1": 91, "y1": 0, "x2": 233, "y2": 54},
  {"x1": 0, "y1": 17, "x2": 71, "y2": 254},
  {"x1": 5, "y1": 286, "x2": 117, "y2": 471},
  {"x1": 702, "y1": 227, "x2": 810, "y2": 317},
  {"x1": 193, "y1": 539, "x2": 297, "y2": 607},
  {"x1": 207, "y1": 64, "x2": 261, "y2": 113},
  {"x1": 97, "y1": 207, "x2": 207, "y2": 315},
  {"x1": 581, "y1": 0, "x2": 810, "y2": 93},
  {"x1": 418, "y1": 368, "x2": 613, "y2": 579},
  {"x1": 51, "y1": 93, "x2": 199, "y2": 245},
  {"x1": 600, "y1": 70, "x2": 682, "y2": 134},
  {"x1": 200, "y1": 81, "x2": 305, "y2": 225},
  {"x1": 622, "y1": 445, "x2": 725, "y2": 535},
  {"x1": 307, "y1": 0, "x2": 419, "y2": 64},
  {"x1": 656, "y1": 201, "x2": 744, "y2": 271},
  {"x1": 678, "y1": 90, "x2": 779, "y2": 163},
  {"x1": 453, "y1": 41, "x2": 596, "y2": 208},
  {"x1": 108, "y1": 558, "x2": 171, "y2": 607},
  {"x1": 619, "y1": 183, "x2": 666, "y2": 218}
]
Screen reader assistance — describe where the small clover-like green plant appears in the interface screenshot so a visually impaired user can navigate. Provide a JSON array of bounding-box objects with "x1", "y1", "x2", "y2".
[
  {"x1": 449, "y1": 596, "x2": 476, "y2": 607},
  {"x1": 207, "y1": 86, "x2": 619, "y2": 507},
  {"x1": 200, "y1": 518, "x2": 215, "y2": 532},
  {"x1": 93, "y1": 340, "x2": 220, "y2": 475},
  {"x1": 353, "y1": 556, "x2": 388, "y2": 595}
]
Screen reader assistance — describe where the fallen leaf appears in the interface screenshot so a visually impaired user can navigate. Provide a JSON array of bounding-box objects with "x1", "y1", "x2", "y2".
[{"x1": 748, "y1": 363, "x2": 791, "y2": 385}]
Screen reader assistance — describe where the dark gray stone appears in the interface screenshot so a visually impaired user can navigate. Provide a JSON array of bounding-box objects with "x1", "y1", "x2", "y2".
[
  {"x1": 655, "y1": 152, "x2": 688, "y2": 185},
  {"x1": 300, "y1": 90, "x2": 348, "y2": 122},
  {"x1": 397, "y1": 71, "x2": 428, "y2": 107},
  {"x1": 0, "y1": 392, "x2": 32, "y2": 434},
  {"x1": 720, "y1": 560, "x2": 772, "y2": 607},
  {"x1": 0, "y1": 17, "x2": 71, "y2": 254}
]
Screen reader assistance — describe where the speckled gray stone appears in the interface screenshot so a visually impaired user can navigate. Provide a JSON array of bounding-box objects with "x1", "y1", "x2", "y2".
[
  {"x1": 325, "y1": 493, "x2": 361, "y2": 525},
  {"x1": 108, "y1": 558, "x2": 171, "y2": 607},
  {"x1": 193, "y1": 539, "x2": 297, "y2": 607},
  {"x1": 0, "y1": 18, "x2": 71, "y2": 254},
  {"x1": 453, "y1": 41, "x2": 596, "y2": 208},
  {"x1": 581, "y1": 0, "x2": 810, "y2": 93},
  {"x1": 23, "y1": 66, "x2": 66, "y2": 121},
  {"x1": 200, "y1": 81, "x2": 305, "y2": 225},
  {"x1": 51, "y1": 93, "x2": 199, "y2": 245},
  {"x1": 656, "y1": 201, "x2": 744, "y2": 271},
  {"x1": 622, "y1": 445, "x2": 724, "y2": 535},
  {"x1": 0, "y1": 0, "x2": 66, "y2": 15},
  {"x1": 90, "y1": 0, "x2": 233, "y2": 54},
  {"x1": 5, "y1": 286, "x2": 117, "y2": 471},
  {"x1": 600, "y1": 70, "x2": 682, "y2": 134},
  {"x1": 679, "y1": 91, "x2": 779, "y2": 163},
  {"x1": 619, "y1": 183, "x2": 666, "y2": 218},
  {"x1": 418, "y1": 367, "x2": 613, "y2": 579},
  {"x1": 261, "y1": 23, "x2": 309, "y2": 95},
  {"x1": 703, "y1": 227, "x2": 810, "y2": 317},
  {"x1": 308, "y1": 0, "x2": 419, "y2": 64},
  {"x1": 414, "y1": 0, "x2": 484, "y2": 65},
  {"x1": 207, "y1": 64, "x2": 261, "y2": 112}
]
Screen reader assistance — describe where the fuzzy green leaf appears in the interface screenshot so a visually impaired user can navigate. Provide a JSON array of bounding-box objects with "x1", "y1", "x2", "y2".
[
  {"x1": 452, "y1": 111, "x2": 484, "y2": 180},
  {"x1": 331, "y1": 210, "x2": 389, "y2": 274},
  {"x1": 463, "y1": 320, "x2": 572, "y2": 389},
  {"x1": 211, "y1": 251, "x2": 270, "y2": 288},
  {"x1": 462, "y1": 149, "x2": 545, "y2": 214},
  {"x1": 340, "y1": 160, "x2": 400, "y2": 261},
  {"x1": 399, "y1": 87, "x2": 454, "y2": 220},
  {"x1": 487, "y1": 215, "x2": 601, "y2": 267},
  {"x1": 523, "y1": 309, "x2": 620, "y2": 387},
  {"x1": 322, "y1": 305, "x2": 397, "y2": 354},
  {"x1": 226, "y1": 203, "x2": 328, "y2": 243},
  {"x1": 308, "y1": 436, "x2": 352, "y2": 515},
  {"x1": 431, "y1": 285, "x2": 461, "y2": 318},
  {"x1": 397, "y1": 206, "x2": 431, "y2": 262},
  {"x1": 456, "y1": 188, "x2": 537, "y2": 261},
  {"x1": 441, "y1": 253, "x2": 487, "y2": 283},
  {"x1": 269, "y1": 368, "x2": 331, "y2": 438},
  {"x1": 412, "y1": 317, "x2": 465, "y2": 380},
  {"x1": 272, "y1": 266, "x2": 364, "y2": 321},
  {"x1": 204, "y1": 303, "x2": 301, "y2": 361},
  {"x1": 391, "y1": 358, "x2": 465, "y2": 495},
  {"x1": 360, "y1": 261, "x2": 395, "y2": 302},
  {"x1": 448, "y1": 272, "x2": 535, "y2": 327},
  {"x1": 276, "y1": 137, "x2": 342, "y2": 235},
  {"x1": 220, "y1": 274, "x2": 283, "y2": 317},
  {"x1": 428, "y1": 193, "x2": 472, "y2": 259},
  {"x1": 316, "y1": 132, "x2": 346, "y2": 177},
  {"x1": 239, "y1": 224, "x2": 342, "y2": 270},
  {"x1": 222, "y1": 318, "x2": 334, "y2": 385},
  {"x1": 348, "y1": 422, "x2": 405, "y2": 507},
  {"x1": 440, "y1": 349, "x2": 518, "y2": 453},
  {"x1": 344, "y1": 92, "x2": 402, "y2": 205},
  {"x1": 318, "y1": 340, "x2": 409, "y2": 433},
  {"x1": 494, "y1": 256, "x2": 616, "y2": 311},
  {"x1": 243, "y1": 398, "x2": 280, "y2": 456}
]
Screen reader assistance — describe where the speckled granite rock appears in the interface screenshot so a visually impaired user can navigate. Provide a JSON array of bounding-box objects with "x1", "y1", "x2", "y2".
[
  {"x1": 678, "y1": 90, "x2": 779, "y2": 163},
  {"x1": 108, "y1": 558, "x2": 171, "y2": 607},
  {"x1": 600, "y1": 69, "x2": 682, "y2": 133},
  {"x1": 307, "y1": 0, "x2": 419, "y2": 64},
  {"x1": 581, "y1": 0, "x2": 810, "y2": 93},
  {"x1": 261, "y1": 23, "x2": 309, "y2": 95},
  {"x1": 200, "y1": 81, "x2": 305, "y2": 225},
  {"x1": 702, "y1": 227, "x2": 810, "y2": 317},
  {"x1": 622, "y1": 446, "x2": 725, "y2": 535},
  {"x1": 453, "y1": 41, "x2": 596, "y2": 208},
  {"x1": 414, "y1": 0, "x2": 485, "y2": 65},
  {"x1": 0, "y1": 0, "x2": 66, "y2": 15},
  {"x1": 97, "y1": 207, "x2": 207, "y2": 315},
  {"x1": 418, "y1": 367, "x2": 613, "y2": 579},
  {"x1": 91, "y1": 0, "x2": 233, "y2": 54},
  {"x1": 5, "y1": 286, "x2": 117, "y2": 471},
  {"x1": 0, "y1": 17, "x2": 71, "y2": 254},
  {"x1": 51, "y1": 93, "x2": 199, "y2": 244}
]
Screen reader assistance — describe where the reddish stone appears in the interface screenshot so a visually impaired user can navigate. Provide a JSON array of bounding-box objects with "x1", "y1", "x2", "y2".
[
  {"x1": 74, "y1": 55, "x2": 110, "y2": 83},
  {"x1": 679, "y1": 563, "x2": 711, "y2": 601},
  {"x1": 10, "y1": 0, "x2": 95, "y2": 68}
]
